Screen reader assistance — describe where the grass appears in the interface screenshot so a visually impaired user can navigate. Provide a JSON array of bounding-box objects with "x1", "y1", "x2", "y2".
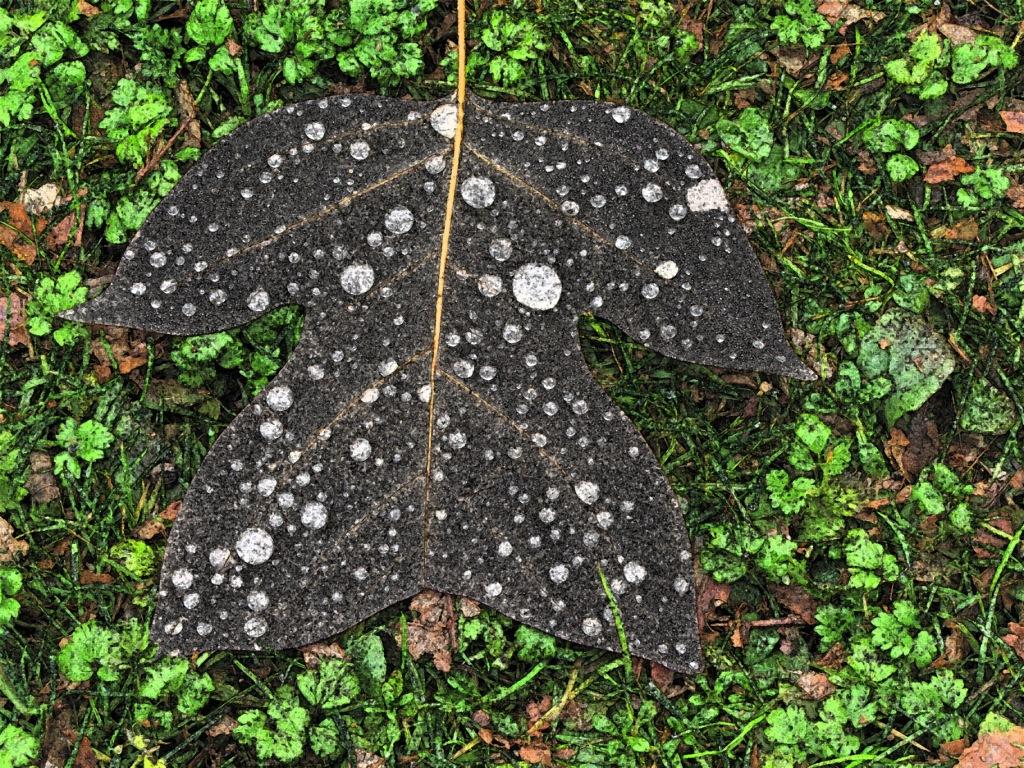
[{"x1": 2, "y1": 0, "x2": 1023, "y2": 765}]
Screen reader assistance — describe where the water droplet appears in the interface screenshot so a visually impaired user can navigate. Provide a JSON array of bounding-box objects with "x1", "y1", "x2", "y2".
[
  {"x1": 266, "y1": 386, "x2": 293, "y2": 411},
  {"x1": 489, "y1": 238, "x2": 512, "y2": 261},
  {"x1": 430, "y1": 103, "x2": 457, "y2": 138},
  {"x1": 478, "y1": 274, "x2": 503, "y2": 298},
  {"x1": 560, "y1": 200, "x2": 580, "y2": 216},
  {"x1": 341, "y1": 263, "x2": 375, "y2": 295},
  {"x1": 574, "y1": 481, "x2": 600, "y2": 505},
  {"x1": 502, "y1": 323, "x2": 524, "y2": 344},
  {"x1": 655, "y1": 260, "x2": 679, "y2": 279},
  {"x1": 484, "y1": 582, "x2": 503, "y2": 598},
  {"x1": 304, "y1": 121, "x2": 325, "y2": 141},
  {"x1": 240, "y1": 187, "x2": 254, "y2": 199},
  {"x1": 611, "y1": 105, "x2": 632, "y2": 123},
  {"x1": 614, "y1": 235, "x2": 632, "y2": 250},
  {"x1": 267, "y1": 153, "x2": 283, "y2": 169},
  {"x1": 130, "y1": 282, "x2": 146, "y2": 296},
  {"x1": 641, "y1": 283, "x2": 659, "y2": 299},
  {"x1": 684, "y1": 163, "x2": 702, "y2": 179},
  {"x1": 149, "y1": 252, "x2": 166, "y2": 268},
  {"x1": 512, "y1": 263, "x2": 562, "y2": 311},
  {"x1": 641, "y1": 183, "x2": 663, "y2": 203},
  {"x1": 244, "y1": 616, "x2": 268, "y2": 638},
  {"x1": 171, "y1": 568, "x2": 193, "y2": 589},
  {"x1": 248, "y1": 290, "x2": 270, "y2": 312},
  {"x1": 385, "y1": 206, "x2": 414, "y2": 234},
  {"x1": 259, "y1": 419, "x2": 283, "y2": 441},
  {"x1": 350, "y1": 438, "x2": 371, "y2": 461},
  {"x1": 248, "y1": 590, "x2": 270, "y2": 611},
  {"x1": 208, "y1": 289, "x2": 227, "y2": 305},
  {"x1": 624, "y1": 561, "x2": 647, "y2": 583},
  {"x1": 689, "y1": 304, "x2": 705, "y2": 318},
  {"x1": 582, "y1": 617, "x2": 602, "y2": 636},
  {"x1": 349, "y1": 140, "x2": 370, "y2": 160},
  {"x1": 686, "y1": 178, "x2": 729, "y2": 212},
  {"x1": 461, "y1": 176, "x2": 496, "y2": 209},
  {"x1": 236, "y1": 528, "x2": 274, "y2": 565},
  {"x1": 301, "y1": 501, "x2": 328, "y2": 529},
  {"x1": 549, "y1": 564, "x2": 569, "y2": 584}
]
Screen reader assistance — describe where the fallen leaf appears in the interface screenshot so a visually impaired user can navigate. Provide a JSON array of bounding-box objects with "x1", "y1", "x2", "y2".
[
  {"x1": 74, "y1": 735, "x2": 97, "y2": 768},
  {"x1": 226, "y1": 38, "x2": 243, "y2": 57},
  {"x1": 956, "y1": 720, "x2": 1024, "y2": 768},
  {"x1": 206, "y1": 715, "x2": 238, "y2": 737},
  {"x1": 649, "y1": 662, "x2": 675, "y2": 693},
  {"x1": 0, "y1": 517, "x2": 29, "y2": 562},
  {"x1": 76, "y1": 0, "x2": 100, "y2": 17},
  {"x1": 25, "y1": 451, "x2": 60, "y2": 504},
  {"x1": 817, "y1": 2, "x2": 884, "y2": 26},
  {"x1": 0, "y1": 201, "x2": 38, "y2": 264},
  {"x1": 406, "y1": 590, "x2": 455, "y2": 672},
  {"x1": 923, "y1": 147, "x2": 974, "y2": 184},
  {"x1": 937, "y1": 21, "x2": 977, "y2": 45},
  {"x1": 519, "y1": 743, "x2": 552, "y2": 765},
  {"x1": 931, "y1": 218, "x2": 979, "y2": 241},
  {"x1": 1008, "y1": 184, "x2": 1024, "y2": 210},
  {"x1": 1000, "y1": 111, "x2": 1024, "y2": 134},
  {"x1": 971, "y1": 294, "x2": 997, "y2": 316},
  {"x1": 133, "y1": 518, "x2": 167, "y2": 540},
  {"x1": 355, "y1": 749, "x2": 386, "y2": 768},
  {"x1": 46, "y1": 213, "x2": 78, "y2": 251},
  {"x1": 0, "y1": 294, "x2": 30, "y2": 347},
  {"x1": 65, "y1": 92, "x2": 811, "y2": 671},
  {"x1": 885, "y1": 204, "x2": 914, "y2": 222},
  {"x1": 80, "y1": 570, "x2": 114, "y2": 585},
  {"x1": 795, "y1": 670, "x2": 835, "y2": 700},
  {"x1": 19, "y1": 183, "x2": 61, "y2": 215},
  {"x1": 1002, "y1": 622, "x2": 1024, "y2": 662},
  {"x1": 768, "y1": 583, "x2": 817, "y2": 624},
  {"x1": 175, "y1": 81, "x2": 202, "y2": 149},
  {"x1": 300, "y1": 641, "x2": 347, "y2": 666}
]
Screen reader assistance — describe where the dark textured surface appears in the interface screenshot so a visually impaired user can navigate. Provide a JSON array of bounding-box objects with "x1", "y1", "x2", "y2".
[{"x1": 63, "y1": 92, "x2": 813, "y2": 673}]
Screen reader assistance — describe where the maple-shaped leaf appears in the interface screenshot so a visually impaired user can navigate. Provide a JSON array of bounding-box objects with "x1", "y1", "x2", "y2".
[{"x1": 62, "y1": 92, "x2": 813, "y2": 673}]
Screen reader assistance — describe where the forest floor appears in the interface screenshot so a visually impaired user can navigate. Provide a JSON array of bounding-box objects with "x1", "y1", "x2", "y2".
[{"x1": 1, "y1": 0, "x2": 1023, "y2": 766}]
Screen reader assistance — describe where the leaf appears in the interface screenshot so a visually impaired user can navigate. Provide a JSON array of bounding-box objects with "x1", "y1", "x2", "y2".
[
  {"x1": 62, "y1": 93, "x2": 812, "y2": 673},
  {"x1": 955, "y1": 713, "x2": 1024, "y2": 768},
  {"x1": 923, "y1": 145, "x2": 974, "y2": 184},
  {"x1": 1000, "y1": 111, "x2": 1024, "y2": 134}
]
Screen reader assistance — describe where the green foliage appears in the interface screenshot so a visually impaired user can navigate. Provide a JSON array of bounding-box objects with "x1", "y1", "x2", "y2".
[
  {"x1": 26, "y1": 272, "x2": 88, "y2": 346},
  {"x1": 957, "y1": 167, "x2": 1010, "y2": 207},
  {"x1": 770, "y1": 0, "x2": 831, "y2": 50},
  {"x1": 98, "y1": 78, "x2": 174, "y2": 168},
  {"x1": 185, "y1": 0, "x2": 234, "y2": 48},
  {"x1": 0, "y1": 725, "x2": 39, "y2": 768},
  {"x1": 54, "y1": 418, "x2": 114, "y2": 479},
  {"x1": 716, "y1": 107, "x2": 775, "y2": 162},
  {"x1": 57, "y1": 619, "x2": 148, "y2": 682},
  {"x1": 0, "y1": 568, "x2": 23, "y2": 632},
  {"x1": 884, "y1": 31, "x2": 949, "y2": 99},
  {"x1": 466, "y1": 8, "x2": 549, "y2": 88},
  {"x1": 108, "y1": 539, "x2": 157, "y2": 579},
  {"x1": 234, "y1": 685, "x2": 310, "y2": 762},
  {"x1": 950, "y1": 34, "x2": 1018, "y2": 84},
  {"x1": 844, "y1": 528, "x2": 899, "y2": 590},
  {"x1": 134, "y1": 658, "x2": 215, "y2": 729}
]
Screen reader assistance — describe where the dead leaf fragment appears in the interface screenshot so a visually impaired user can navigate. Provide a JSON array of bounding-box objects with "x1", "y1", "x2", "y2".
[
  {"x1": 796, "y1": 670, "x2": 835, "y2": 700},
  {"x1": 817, "y1": 1, "x2": 884, "y2": 26},
  {"x1": 406, "y1": 590, "x2": 455, "y2": 671},
  {"x1": 1000, "y1": 111, "x2": 1024, "y2": 134},
  {"x1": 25, "y1": 452, "x2": 60, "y2": 504},
  {"x1": 0, "y1": 201, "x2": 38, "y2": 264},
  {"x1": 0, "y1": 294, "x2": 30, "y2": 347},
  {"x1": 76, "y1": 0, "x2": 100, "y2": 17},
  {"x1": 971, "y1": 294, "x2": 997, "y2": 316},
  {"x1": 519, "y1": 744, "x2": 552, "y2": 765},
  {"x1": 955, "y1": 721, "x2": 1024, "y2": 768},
  {"x1": 19, "y1": 183, "x2": 61, "y2": 215},
  {"x1": 1002, "y1": 622, "x2": 1024, "y2": 662},
  {"x1": 924, "y1": 147, "x2": 974, "y2": 184},
  {"x1": 300, "y1": 641, "x2": 347, "y2": 666},
  {"x1": 0, "y1": 517, "x2": 29, "y2": 562},
  {"x1": 206, "y1": 715, "x2": 238, "y2": 737}
]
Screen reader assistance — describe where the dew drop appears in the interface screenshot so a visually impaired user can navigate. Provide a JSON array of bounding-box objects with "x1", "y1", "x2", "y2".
[
  {"x1": 655, "y1": 260, "x2": 679, "y2": 279},
  {"x1": 349, "y1": 140, "x2": 370, "y2": 160},
  {"x1": 641, "y1": 183, "x2": 664, "y2": 203},
  {"x1": 350, "y1": 438, "x2": 371, "y2": 461},
  {"x1": 301, "y1": 501, "x2": 328, "y2": 529},
  {"x1": 610, "y1": 105, "x2": 632, "y2": 123},
  {"x1": 384, "y1": 206, "x2": 414, "y2": 234},
  {"x1": 461, "y1": 176, "x2": 496, "y2": 209},
  {"x1": 235, "y1": 528, "x2": 274, "y2": 565},
  {"x1": 341, "y1": 263, "x2": 375, "y2": 295},
  {"x1": 304, "y1": 121, "x2": 325, "y2": 141},
  {"x1": 512, "y1": 263, "x2": 562, "y2": 311},
  {"x1": 247, "y1": 290, "x2": 270, "y2": 312}
]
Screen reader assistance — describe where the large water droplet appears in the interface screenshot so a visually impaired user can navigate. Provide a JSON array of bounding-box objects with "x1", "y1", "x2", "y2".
[
  {"x1": 304, "y1": 121, "x2": 325, "y2": 141},
  {"x1": 512, "y1": 263, "x2": 562, "y2": 310},
  {"x1": 384, "y1": 206, "x2": 414, "y2": 234},
  {"x1": 341, "y1": 264, "x2": 375, "y2": 295},
  {"x1": 236, "y1": 528, "x2": 274, "y2": 565},
  {"x1": 461, "y1": 176, "x2": 496, "y2": 209}
]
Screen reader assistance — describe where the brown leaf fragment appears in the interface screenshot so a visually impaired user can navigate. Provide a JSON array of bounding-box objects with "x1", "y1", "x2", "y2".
[
  {"x1": 519, "y1": 743, "x2": 552, "y2": 765},
  {"x1": 206, "y1": 715, "x2": 238, "y2": 737},
  {"x1": 355, "y1": 748, "x2": 386, "y2": 768},
  {"x1": 1008, "y1": 184, "x2": 1024, "y2": 211},
  {"x1": 924, "y1": 147, "x2": 974, "y2": 184},
  {"x1": 955, "y1": 722, "x2": 1024, "y2": 768},
  {"x1": 26, "y1": 451, "x2": 60, "y2": 504},
  {"x1": 80, "y1": 570, "x2": 114, "y2": 585},
  {"x1": 0, "y1": 294, "x2": 30, "y2": 348},
  {"x1": 768, "y1": 583, "x2": 817, "y2": 624},
  {"x1": 77, "y1": 0, "x2": 100, "y2": 17},
  {"x1": 1002, "y1": 622, "x2": 1024, "y2": 662},
  {"x1": 0, "y1": 201, "x2": 38, "y2": 264},
  {"x1": 175, "y1": 81, "x2": 202, "y2": 149},
  {"x1": 817, "y1": 2, "x2": 885, "y2": 27},
  {"x1": 931, "y1": 218, "x2": 979, "y2": 241},
  {"x1": 18, "y1": 183, "x2": 61, "y2": 215},
  {"x1": 971, "y1": 294, "x2": 997, "y2": 316},
  {"x1": 937, "y1": 22, "x2": 977, "y2": 45},
  {"x1": 406, "y1": 590, "x2": 454, "y2": 671},
  {"x1": 74, "y1": 735, "x2": 97, "y2": 768},
  {"x1": 695, "y1": 560, "x2": 731, "y2": 634},
  {"x1": 0, "y1": 516, "x2": 29, "y2": 562},
  {"x1": 526, "y1": 695, "x2": 553, "y2": 731},
  {"x1": 649, "y1": 662, "x2": 675, "y2": 693},
  {"x1": 133, "y1": 518, "x2": 166, "y2": 540},
  {"x1": 225, "y1": 38, "x2": 243, "y2": 57},
  {"x1": 1000, "y1": 111, "x2": 1024, "y2": 134},
  {"x1": 796, "y1": 670, "x2": 835, "y2": 700},
  {"x1": 301, "y1": 641, "x2": 347, "y2": 666}
]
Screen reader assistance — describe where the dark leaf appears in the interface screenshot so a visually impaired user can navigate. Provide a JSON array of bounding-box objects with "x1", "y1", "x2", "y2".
[{"x1": 62, "y1": 93, "x2": 812, "y2": 672}]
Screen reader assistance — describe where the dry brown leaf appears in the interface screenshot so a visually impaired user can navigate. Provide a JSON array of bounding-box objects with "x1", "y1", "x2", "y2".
[
  {"x1": 695, "y1": 559, "x2": 731, "y2": 634},
  {"x1": 226, "y1": 38, "x2": 243, "y2": 57},
  {"x1": 817, "y1": 2, "x2": 884, "y2": 26},
  {"x1": 769, "y1": 583, "x2": 818, "y2": 624},
  {"x1": 0, "y1": 294, "x2": 29, "y2": 348},
  {"x1": 80, "y1": 570, "x2": 114, "y2": 585},
  {"x1": 971, "y1": 294, "x2": 997, "y2": 316},
  {"x1": 519, "y1": 744, "x2": 552, "y2": 765},
  {"x1": 19, "y1": 183, "x2": 61, "y2": 215},
  {"x1": 1002, "y1": 622, "x2": 1024, "y2": 662},
  {"x1": 932, "y1": 218, "x2": 979, "y2": 241},
  {"x1": 1000, "y1": 111, "x2": 1024, "y2": 134},
  {"x1": 1008, "y1": 184, "x2": 1024, "y2": 211},
  {"x1": 355, "y1": 749, "x2": 385, "y2": 768},
  {"x1": 0, "y1": 517, "x2": 29, "y2": 562},
  {"x1": 74, "y1": 735, "x2": 97, "y2": 768},
  {"x1": 25, "y1": 451, "x2": 60, "y2": 504},
  {"x1": 133, "y1": 518, "x2": 167, "y2": 540},
  {"x1": 175, "y1": 81, "x2": 202, "y2": 149},
  {"x1": 649, "y1": 662, "x2": 675, "y2": 693},
  {"x1": 206, "y1": 715, "x2": 238, "y2": 737},
  {"x1": 301, "y1": 641, "x2": 347, "y2": 666},
  {"x1": 955, "y1": 722, "x2": 1024, "y2": 768},
  {"x1": 76, "y1": 0, "x2": 100, "y2": 17},
  {"x1": 46, "y1": 213, "x2": 77, "y2": 252},
  {"x1": 938, "y1": 22, "x2": 977, "y2": 45},
  {"x1": 526, "y1": 695, "x2": 553, "y2": 731},
  {"x1": 885, "y1": 204, "x2": 914, "y2": 222},
  {"x1": 924, "y1": 147, "x2": 974, "y2": 184},
  {"x1": 796, "y1": 670, "x2": 835, "y2": 700},
  {"x1": 406, "y1": 590, "x2": 455, "y2": 671},
  {"x1": 0, "y1": 201, "x2": 38, "y2": 264}
]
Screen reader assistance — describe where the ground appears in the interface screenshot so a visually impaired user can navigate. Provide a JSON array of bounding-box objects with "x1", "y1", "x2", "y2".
[{"x1": 1, "y1": 0, "x2": 1023, "y2": 766}]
